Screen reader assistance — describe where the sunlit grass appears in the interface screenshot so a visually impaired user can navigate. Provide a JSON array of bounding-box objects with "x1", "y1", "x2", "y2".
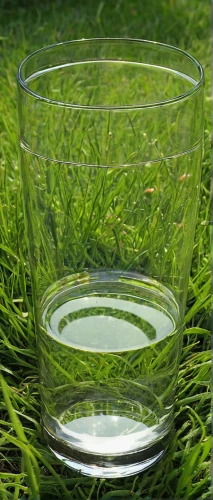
[{"x1": 0, "y1": 0, "x2": 211, "y2": 499}]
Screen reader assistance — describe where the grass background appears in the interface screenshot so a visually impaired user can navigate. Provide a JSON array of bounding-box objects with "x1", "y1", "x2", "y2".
[{"x1": 0, "y1": 0, "x2": 211, "y2": 499}]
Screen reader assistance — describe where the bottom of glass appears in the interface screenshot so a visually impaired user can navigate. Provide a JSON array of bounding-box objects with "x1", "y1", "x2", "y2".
[{"x1": 44, "y1": 425, "x2": 172, "y2": 478}]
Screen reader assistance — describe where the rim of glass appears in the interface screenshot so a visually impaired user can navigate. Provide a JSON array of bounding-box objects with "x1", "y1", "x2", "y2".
[{"x1": 18, "y1": 37, "x2": 204, "y2": 110}]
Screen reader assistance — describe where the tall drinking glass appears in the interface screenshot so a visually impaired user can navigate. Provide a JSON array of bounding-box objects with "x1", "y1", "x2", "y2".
[{"x1": 18, "y1": 39, "x2": 204, "y2": 478}]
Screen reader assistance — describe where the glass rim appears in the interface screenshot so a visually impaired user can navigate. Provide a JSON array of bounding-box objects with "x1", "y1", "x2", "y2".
[{"x1": 17, "y1": 37, "x2": 204, "y2": 110}]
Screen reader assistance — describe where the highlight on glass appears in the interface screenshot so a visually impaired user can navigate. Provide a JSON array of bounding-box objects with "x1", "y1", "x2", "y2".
[{"x1": 18, "y1": 38, "x2": 204, "y2": 478}]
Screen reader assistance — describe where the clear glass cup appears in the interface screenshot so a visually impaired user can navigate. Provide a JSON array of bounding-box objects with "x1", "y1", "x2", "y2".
[{"x1": 17, "y1": 39, "x2": 204, "y2": 478}]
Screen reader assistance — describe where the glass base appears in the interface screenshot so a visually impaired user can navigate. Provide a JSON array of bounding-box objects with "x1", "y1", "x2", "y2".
[{"x1": 44, "y1": 425, "x2": 172, "y2": 478}]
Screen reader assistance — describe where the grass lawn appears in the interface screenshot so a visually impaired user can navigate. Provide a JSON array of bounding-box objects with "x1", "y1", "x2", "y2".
[{"x1": 0, "y1": 0, "x2": 211, "y2": 499}]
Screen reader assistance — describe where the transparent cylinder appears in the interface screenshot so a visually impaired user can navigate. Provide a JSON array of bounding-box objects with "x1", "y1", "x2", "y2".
[{"x1": 18, "y1": 39, "x2": 204, "y2": 477}]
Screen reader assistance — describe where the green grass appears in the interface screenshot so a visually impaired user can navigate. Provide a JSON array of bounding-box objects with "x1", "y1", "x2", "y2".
[{"x1": 0, "y1": 0, "x2": 211, "y2": 499}]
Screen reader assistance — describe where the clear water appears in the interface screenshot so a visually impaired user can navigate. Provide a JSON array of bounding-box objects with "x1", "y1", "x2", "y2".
[{"x1": 39, "y1": 271, "x2": 182, "y2": 475}]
